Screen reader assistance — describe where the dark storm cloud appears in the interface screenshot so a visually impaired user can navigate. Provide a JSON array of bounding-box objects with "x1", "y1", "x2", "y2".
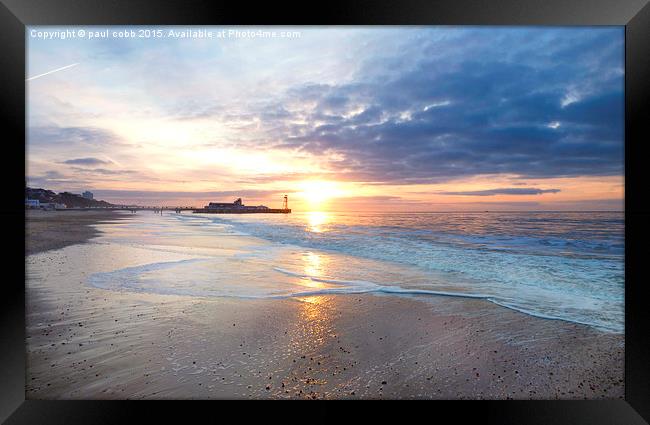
[
  {"x1": 251, "y1": 28, "x2": 624, "y2": 184},
  {"x1": 439, "y1": 188, "x2": 561, "y2": 196},
  {"x1": 62, "y1": 157, "x2": 111, "y2": 166}
]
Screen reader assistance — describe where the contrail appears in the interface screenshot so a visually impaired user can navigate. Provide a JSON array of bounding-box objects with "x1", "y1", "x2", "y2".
[{"x1": 26, "y1": 63, "x2": 79, "y2": 81}]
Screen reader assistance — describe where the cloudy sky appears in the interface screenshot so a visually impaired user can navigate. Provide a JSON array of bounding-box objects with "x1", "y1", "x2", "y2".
[{"x1": 26, "y1": 26, "x2": 624, "y2": 211}]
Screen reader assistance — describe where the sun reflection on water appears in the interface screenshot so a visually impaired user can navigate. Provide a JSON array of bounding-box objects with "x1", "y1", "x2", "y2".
[
  {"x1": 297, "y1": 295, "x2": 330, "y2": 349},
  {"x1": 305, "y1": 211, "x2": 330, "y2": 233},
  {"x1": 292, "y1": 253, "x2": 334, "y2": 384},
  {"x1": 300, "y1": 251, "x2": 328, "y2": 289}
]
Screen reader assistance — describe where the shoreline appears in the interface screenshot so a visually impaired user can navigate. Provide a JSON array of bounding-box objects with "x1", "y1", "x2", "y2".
[
  {"x1": 25, "y1": 212, "x2": 624, "y2": 399},
  {"x1": 26, "y1": 210, "x2": 131, "y2": 256}
]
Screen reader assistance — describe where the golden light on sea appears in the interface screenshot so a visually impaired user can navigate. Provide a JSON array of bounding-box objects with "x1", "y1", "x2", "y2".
[
  {"x1": 305, "y1": 211, "x2": 330, "y2": 233},
  {"x1": 299, "y1": 250, "x2": 331, "y2": 291},
  {"x1": 303, "y1": 251, "x2": 323, "y2": 279}
]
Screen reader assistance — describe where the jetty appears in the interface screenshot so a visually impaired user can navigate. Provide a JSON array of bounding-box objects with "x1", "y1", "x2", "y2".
[
  {"x1": 42, "y1": 196, "x2": 291, "y2": 215},
  {"x1": 192, "y1": 196, "x2": 291, "y2": 214}
]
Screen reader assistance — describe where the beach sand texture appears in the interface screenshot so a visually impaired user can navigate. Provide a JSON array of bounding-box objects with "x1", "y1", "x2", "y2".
[
  {"x1": 25, "y1": 211, "x2": 624, "y2": 399},
  {"x1": 26, "y1": 210, "x2": 131, "y2": 256}
]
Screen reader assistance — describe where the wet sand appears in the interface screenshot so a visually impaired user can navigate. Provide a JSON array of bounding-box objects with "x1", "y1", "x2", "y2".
[
  {"x1": 25, "y1": 213, "x2": 624, "y2": 399},
  {"x1": 26, "y1": 210, "x2": 131, "y2": 256}
]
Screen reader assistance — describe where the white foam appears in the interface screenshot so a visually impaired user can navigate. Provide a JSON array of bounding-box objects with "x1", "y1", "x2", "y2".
[{"x1": 87, "y1": 211, "x2": 624, "y2": 333}]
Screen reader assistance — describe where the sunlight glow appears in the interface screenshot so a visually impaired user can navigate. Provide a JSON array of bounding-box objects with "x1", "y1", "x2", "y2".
[
  {"x1": 305, "y1": 211, "x2": 331, "y2": 233},
  {"x1": 303, "y1": 251, "x2": 323, "y2": 279},
  {"x1": 296, "y1": 180, "x2": 346, "y2": 208},
  {"x1": 300, "y1": 251, "x2": 329, "y2": 290}
]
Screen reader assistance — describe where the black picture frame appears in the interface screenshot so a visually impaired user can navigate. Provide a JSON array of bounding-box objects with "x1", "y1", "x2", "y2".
[{"x1": 2, "y1": 0, "x2": 649, "y2": 423}]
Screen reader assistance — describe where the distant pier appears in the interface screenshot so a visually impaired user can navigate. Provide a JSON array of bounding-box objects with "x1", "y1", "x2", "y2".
[
  {"x1": 192, "y1": 208, "x2": 291, "y2": 214},
  {"x1": 57, "y1": 196, "x2": 292, "y2": 215},
  {"x1": 192, "y1": 196, "x2": 291, "y2": 214}
]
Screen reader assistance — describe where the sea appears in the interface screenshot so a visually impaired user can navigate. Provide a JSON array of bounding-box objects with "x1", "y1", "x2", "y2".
[{"x1": 87, "y1": 211, "x2": 624, "y2": 333}]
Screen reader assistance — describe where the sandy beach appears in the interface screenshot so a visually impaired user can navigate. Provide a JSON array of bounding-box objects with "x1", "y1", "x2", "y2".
[
  {"x1": 25, "y1": 211, "x2": 624, "y2": 399},
  {"x1": 26, "y1": 210, "x2": 131, "y2": 256}
]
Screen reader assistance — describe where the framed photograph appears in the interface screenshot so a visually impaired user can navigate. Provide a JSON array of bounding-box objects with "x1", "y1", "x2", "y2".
[{"x1": 3, "y1": 0, "x2": 649, "y2": 423}]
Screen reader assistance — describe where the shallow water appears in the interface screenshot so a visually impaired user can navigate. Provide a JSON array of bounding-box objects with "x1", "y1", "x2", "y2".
[{"x1": 86, "y1": 210, "x2": 624, "y2": 332}]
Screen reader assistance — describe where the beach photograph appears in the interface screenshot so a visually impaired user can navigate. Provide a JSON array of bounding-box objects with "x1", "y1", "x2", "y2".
[{"x1": 25, "y1": 26, "x2": 624, "y2": 399}]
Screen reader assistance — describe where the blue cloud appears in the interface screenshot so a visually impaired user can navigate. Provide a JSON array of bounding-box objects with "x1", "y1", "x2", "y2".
[
  {"x1": 62, "y1": 157, "x2": 111, "y2": 165},
  {"x1": 27, "y1": 27, "x2": 624, "y2": 188},
  {"x1": 258, "y1": 28, "x2": 624, "y2": 183},
  {"x1": 29, "y1": 126, "x2": 119, "y2": 146}
]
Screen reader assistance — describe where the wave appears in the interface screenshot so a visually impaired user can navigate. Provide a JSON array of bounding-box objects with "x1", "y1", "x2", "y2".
[
  {"x1": 87, "y1": 257, "x2": 622, "y2": 333},
  {"x1": 86, "y1": 213, "x2": 624, "y2": 333},
  {"x1": 273, "y1": 266, "x2": 620, "y2": 332},
  {"x1": 195, "y1": 212, "x2": 624, "y2": 259}
]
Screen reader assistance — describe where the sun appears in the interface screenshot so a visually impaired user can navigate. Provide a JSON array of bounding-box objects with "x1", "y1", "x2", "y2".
[{"x1": 296, "y1": 180, "x2": 345, "y2": 207}]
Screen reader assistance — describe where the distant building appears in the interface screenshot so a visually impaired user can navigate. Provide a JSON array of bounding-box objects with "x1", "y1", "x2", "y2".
[
  {"x1": 40, "y1": 202, "x2": 67, "y2": 210},
  {"x1": 198, "y1": 196, "x2": 290, "y2": 214},
  {"x1": 207, "y1": 198, "x2": 243, "y2": 209},
  {"x1": 82, "y1": 191, "x2": 94, "y2": 200},
  {"x1": 205, "y1": 198, "x2": 270, "y2": 211},
  {"x1": 25, "y1": 199, "x2": 40, "y2": 209}
]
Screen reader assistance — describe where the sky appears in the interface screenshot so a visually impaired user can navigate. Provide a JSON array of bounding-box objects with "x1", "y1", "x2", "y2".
[{"x1": 26, "y1": 26, "x2": 624, "y2": 211}]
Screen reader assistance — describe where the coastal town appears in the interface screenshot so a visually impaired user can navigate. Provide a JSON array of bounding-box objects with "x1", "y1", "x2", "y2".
[
  {"x1": 25, "y1": 187, "x2": 291, "y2": 214},
  {"x1": 25, "y1": 187, "x2": 112, "y2": 210}
]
